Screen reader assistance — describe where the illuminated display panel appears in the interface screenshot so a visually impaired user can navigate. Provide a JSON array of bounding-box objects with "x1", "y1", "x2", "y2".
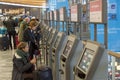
[
  {"x1": 63, "y1": 40, "x2": 73, "y2": 56},
  {"x1": 78, "y1": 49, "x2": 95, "y2": 73},
  {"x1": 54, "y1": 36, "x2": 61, "y2": 48}
]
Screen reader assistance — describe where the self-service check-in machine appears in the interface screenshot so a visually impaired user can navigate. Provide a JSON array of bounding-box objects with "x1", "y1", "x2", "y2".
[
  {"x1": 52, "y1": 32, "x2": 67, "y2": 80},
  {"x1": 41, "y1": 26, "x2": 49, "y2": 41},
  {"x1": 46, "y1": 29, "x2": 58, "y2": 68},
  {"x1": 60, "y1": 35, "x2": 83, "y2": 80},
  {"x1": 42, "y1": 27, "x2": 53, "y2": 65},
  {"x1": 41, "y1": 26, "x2": 49, "y2": 52},
  {"x1": 74, "y1": 40, "x2": 108, "y2": 80},
  {"x1": 44, "y1": 27, "x2": 52, "y2": 41}
]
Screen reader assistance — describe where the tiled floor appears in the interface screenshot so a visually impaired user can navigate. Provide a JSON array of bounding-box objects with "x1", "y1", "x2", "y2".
[{"x1": 0, "y1": 50, "x2": 15, "y2": 80}]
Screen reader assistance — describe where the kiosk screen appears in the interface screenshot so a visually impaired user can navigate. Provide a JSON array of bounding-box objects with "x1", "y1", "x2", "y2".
[
  {"x1": 50, "y1": 33, "x2": 54, "y2": 42},
  {"x1": 54, "y1": 36, "x2": 61, "y2": 48},
  {"x1": 78, "y1": 49, "x2": 94, "y2": 72},
  {"x1": 48, "y1": 33, "x2": 53, "y2": 42},
  {"x1": 63, "y1": 40, "x2": 73, "y2": 56}
]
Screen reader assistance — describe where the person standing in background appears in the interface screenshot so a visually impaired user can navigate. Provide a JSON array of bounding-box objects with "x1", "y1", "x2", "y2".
[
  {"x1": 18, "y1": 17, "x2": 30, "y2": 42},
  {"x1": 5, "y1": 16, "x2": 17, "y2": 49},
  {"x1": 23, "y1": 20, "x2": 38, "y2": 60}
]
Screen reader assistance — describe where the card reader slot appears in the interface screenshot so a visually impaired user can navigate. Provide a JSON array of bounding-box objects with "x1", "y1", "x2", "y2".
[
  {"x1": 52, "y1": 48, "x2": 56, "y2": 53},
  {"x1": 77, "y1": 70, "x2": 85, "y2": 79},
  {"x1": 61, "y1": 57, "x2": 66, "y2": 62}
]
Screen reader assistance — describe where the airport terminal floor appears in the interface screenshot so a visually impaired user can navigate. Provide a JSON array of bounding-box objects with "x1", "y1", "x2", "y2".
[{"x1": 0, "y1": 50, "x2": 14, "y2": 80}]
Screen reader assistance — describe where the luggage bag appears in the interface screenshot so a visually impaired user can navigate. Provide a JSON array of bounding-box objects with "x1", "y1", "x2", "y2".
[
  {"x1": 15, "y1": 35, "x2": 19, "y2": 46},
  {"x1": 0, "y1": 36, "x2": 9, "y2": 50},
  {"x1": 33, "y1": 67, "x2": 53, "y2": 80}
]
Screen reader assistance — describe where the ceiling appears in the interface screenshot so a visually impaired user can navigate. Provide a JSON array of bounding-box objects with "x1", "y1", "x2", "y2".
[{"x1": 0, "y1": 0, "x2": 46, "y2": 6}]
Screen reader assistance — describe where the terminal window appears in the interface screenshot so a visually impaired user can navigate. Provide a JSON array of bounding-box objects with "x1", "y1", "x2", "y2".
[{"x1": 78, "y1": 48, "x2": 94, "y2": 73}]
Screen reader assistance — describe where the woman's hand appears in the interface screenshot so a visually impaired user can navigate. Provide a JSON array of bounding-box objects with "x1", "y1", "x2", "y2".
[{"x1": 30, "y1": 57, "x2": 36, "y2": 64}]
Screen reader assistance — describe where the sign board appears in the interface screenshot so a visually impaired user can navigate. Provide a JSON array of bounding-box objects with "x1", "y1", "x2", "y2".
[
  {"x1": 59, "y1": 7, "x2": 66, "y2": 21},
  {"x1": 3, "y1": 8, "x2": 25, "y2": 15},
  {"x1": 70, "y1": 4, "x2": 81, "y2": 22},
  {"x1": 90, "y1": 0, "x2": 107, "y2": 23},
  {"x1": 50, "y1": 11, "x2": 53, "y2": 20},
  {"x1": 54, "y1": 10, "x2": 58, "y2": 21}
]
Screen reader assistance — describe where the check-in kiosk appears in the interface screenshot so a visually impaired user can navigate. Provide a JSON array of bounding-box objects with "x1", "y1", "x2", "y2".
[
  {"x1": 44, "y1": 27, "x2": 52, "y2": 41},
  {"x1": 74, "y1": 40, "x2": 108, "y2": 80},
  {"x1": 60, "y1": 35, "x2": 83, "y2": 80},
  {"x1": 47, "y1": 29, "x2": 58, "y2": 46},
  {"x1": 41, "y1": 26, "x2": 48, "y2": 41},
  {"x1": 42, "y1": 27, "x2": 53, "y2": 65},
  {"x1": 46, "y1": 29, "x2": 58, "y2": 68},
  {"x1": 52, "y1": 32, "x2": 67, "y2": 80}
]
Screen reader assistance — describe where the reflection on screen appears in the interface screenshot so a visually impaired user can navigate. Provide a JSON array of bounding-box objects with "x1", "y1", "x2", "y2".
[
  {"x1": 78, "y1": 49, "x2": 94, "y2": 73},
  {"x1": 63, "y1": 40, "x2": 73, "y2": 56},
  {"x1": 54, "y1": 36, "x2": 61, "y2": 48}
]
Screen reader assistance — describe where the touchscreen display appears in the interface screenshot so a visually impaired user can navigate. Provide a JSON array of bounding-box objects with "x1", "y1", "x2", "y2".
[
  {"x1": 54, "y1": 36, "x2": 61, "y2": 48},
  {"x1": 78, "y1": 49, "x2": 94, "y2": 72},
  {"x1": 63, "y1": 40, "x2": 73, "y2": 56}
]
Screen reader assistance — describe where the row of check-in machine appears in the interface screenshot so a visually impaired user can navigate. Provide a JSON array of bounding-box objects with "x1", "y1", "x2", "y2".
[{"x1": 39, "y1": 25, "x2": 108, "y2": 80}]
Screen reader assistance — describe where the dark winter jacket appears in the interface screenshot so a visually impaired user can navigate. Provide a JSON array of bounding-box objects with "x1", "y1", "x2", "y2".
[
  {"x1": 23, "y1": 28, "x2": 36, "y2": 43},
  {"x1": 12, "y1": 49, "x2": 34, "y2": 80},
  {"x1": 23, "y1": 28, "x2": 38, "y2": 59},
  {"x1": 5, "y1": 19, "x2": 16, "y2": 32}
]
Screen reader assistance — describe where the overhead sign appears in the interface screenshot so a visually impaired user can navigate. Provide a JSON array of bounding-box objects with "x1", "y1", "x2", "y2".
[
  {"x1": 3, "y1": 8, "x2": 25, "y2": 15},
  {"x1": 70, "y1": 4, "x2": 81, "y2": 22},
  {"x1": 59, "y1": 7, "x2": 66, "y2": 21},
  {"x1": 90, "y1": 0, "x2": 107, "y2": 23}
]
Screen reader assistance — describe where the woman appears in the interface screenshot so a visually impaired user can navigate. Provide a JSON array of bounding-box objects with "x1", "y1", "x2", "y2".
[
  {"x1": 23, "y1": 20, "x2": 38, "y2": 59},
  {"x1": 12, "y1": 42, "x2": 36, "y2": 80}
]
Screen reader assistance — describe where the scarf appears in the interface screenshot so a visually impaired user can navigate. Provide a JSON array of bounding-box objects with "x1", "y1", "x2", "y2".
[{"x1": 16, "y1": 49, "x2": 29, "y2": 64}]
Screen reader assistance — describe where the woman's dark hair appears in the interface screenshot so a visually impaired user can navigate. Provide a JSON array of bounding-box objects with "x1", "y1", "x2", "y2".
[{"x1": 17, "y1": 42, "x2": 28, "y2": 50}]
